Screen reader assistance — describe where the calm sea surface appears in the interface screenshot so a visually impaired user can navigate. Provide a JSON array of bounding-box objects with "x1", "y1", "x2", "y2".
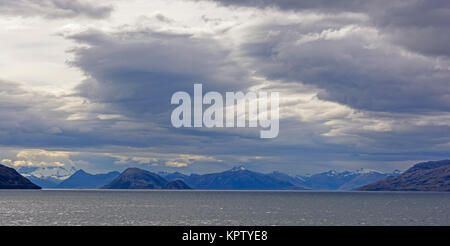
[{"x1": 0, "y1": 190, "x2": 449, "y2": 226}]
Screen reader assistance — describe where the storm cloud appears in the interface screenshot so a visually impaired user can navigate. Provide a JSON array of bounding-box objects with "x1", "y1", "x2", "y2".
[
  {"x1": 238, "y1": 21, "x2": 450, "y2": 113},
  {"x1": 208, "y1": 0, "x2": 450, "y2": 58},
  {"x1": 68, "y1": 28, "x2": 253, "y2": 118}
]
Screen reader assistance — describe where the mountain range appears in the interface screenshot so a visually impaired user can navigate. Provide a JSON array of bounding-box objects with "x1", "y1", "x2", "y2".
[
  {"x1": 3, "y1": 160, "x2": 450, "y2": 191},
  {"x1": 13, "y1": 165, "x2": 399, "y2": 190},
  {"x1": 360, "y1": 160, "x2": 450, "y2": 191},
  {"x1": 295, "y1": 169, "x2": 401, "y2": 190},
  {"x1": 161, "y1": 166, "x2": 309, "y2": 190},
  {"x1": 159, "y1": 166, "x2": 400, "y2": 190}
]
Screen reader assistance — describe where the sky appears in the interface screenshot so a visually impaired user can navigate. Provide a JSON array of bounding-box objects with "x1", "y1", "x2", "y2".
[{"x1": 0, "y1": 0, "x2": 449, "y2": 175}]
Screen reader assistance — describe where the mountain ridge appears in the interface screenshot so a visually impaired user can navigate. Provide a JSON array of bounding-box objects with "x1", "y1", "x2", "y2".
[
  {"x1": 102, "y1": 168, "x2": 190, "y2": 189},
  {"x1": 360, "y1": 160, "x2": 450, "y2": 191},
  {"x1": 159, "y1": 166, "x2": 398, "y2": 190},
  {"x1": 0, "y1": 164, "x2": 41, "y2": 189},
  {"x1": 57, "y1": 169, "x2": 120, "y2": 189}
]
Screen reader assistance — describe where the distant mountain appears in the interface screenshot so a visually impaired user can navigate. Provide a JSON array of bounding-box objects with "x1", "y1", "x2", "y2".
[
  {"x1": 338, "y1": 171, "x2": 392, "y2": 190},
  {"x1": 162, "y1": 166, "x2": 309, "y2": 190},
  {"x1": 27, "y1": 176, "x2": 61, "y2": 188},
  {"x1": 161, "y1": 167, "x2": 398, "y2": 190},
  {"x1": 0, "y1": 164, "x2": 41, "y2": 189},
  {"x1": 56, "y1": 170, "x2": 120, "y2": 189},
  {"x1": 298, "y1": 170, "x2": 357, "y2": 190},
  {"x1": 18, "y1": 166, "x2": 77, "y2": 188},
  {"x1": 267, "y1": 171, "x2": 306, "y2": 187},
  {"x1": 297, "y1": 169, "x2": 400, "y2": 190},
  {"x1": 360, "y1": 160, "x2": 450, "y2": 191},
  {"x1": 18, "y1": 166, "x2": 77, "y2": 180},
  {"x1": 102, "y1": 168, "x2": 190, "y2": 189}
]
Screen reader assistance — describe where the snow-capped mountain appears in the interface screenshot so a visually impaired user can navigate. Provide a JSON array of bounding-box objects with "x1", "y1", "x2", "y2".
[
  {"x1": 17, "y1": 166, "x2": 78, "y2": 188},
  {"x1": 18, "y1": 166, "x2": 77, "y2": 180},
  {"x1": 295, "y1": 168, "x2": 401, "y2": 190},
  {"x1": 229, "y1": 166, "x2": 247, "y2": 172}
]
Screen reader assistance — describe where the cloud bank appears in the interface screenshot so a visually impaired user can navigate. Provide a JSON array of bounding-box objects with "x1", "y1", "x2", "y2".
[{"x1": 0, "y1": 0, "x2": 448, "y2": 174}]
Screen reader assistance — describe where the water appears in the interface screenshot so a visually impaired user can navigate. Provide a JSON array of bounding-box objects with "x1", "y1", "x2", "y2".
[{"x1": 0, "y1": 190, "x2": 449, "y2": 226}]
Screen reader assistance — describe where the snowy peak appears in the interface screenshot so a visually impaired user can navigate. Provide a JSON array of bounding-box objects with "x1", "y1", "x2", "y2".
[
  {"x1": 19, "y1": 166, "x2": 77, "y2": 180},
  {"x1": 321, "y1": 168, "x2": 389, "y2": 177},
  {"x1": 324, "y1": 170, "x2": 338, "y2": 176},
  {"x1": 229, "y1": 166, "x2": 247, "y2": 172}
]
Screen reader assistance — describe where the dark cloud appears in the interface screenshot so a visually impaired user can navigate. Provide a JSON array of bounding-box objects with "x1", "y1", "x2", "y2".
[
  {"x1": 207, "y1": 0, "x2": 450, "y2": 58},
  {"x1": 0, "y1": 0, "x2": 113, "y2": 19},
  {"x1": 68, "y1": 28, "x2": 253, "y2": 118},
  {"x1": 238, "y1": 22, "x2": 450, "y2": 113},
  {"x1": 371, "y1": 0, "x2": 450, "y2": 57},
  {"x1": 0, "y1": 79, "x2": 68, "y2": 146},
  {"x1": 0, "y1": 79, "x2": 197, "y2": 149}
]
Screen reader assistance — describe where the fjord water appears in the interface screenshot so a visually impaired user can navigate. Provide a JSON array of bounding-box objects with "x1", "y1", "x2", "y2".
[{"x1": 0, "y1": 190, "x2": 449, "y2": 226}]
